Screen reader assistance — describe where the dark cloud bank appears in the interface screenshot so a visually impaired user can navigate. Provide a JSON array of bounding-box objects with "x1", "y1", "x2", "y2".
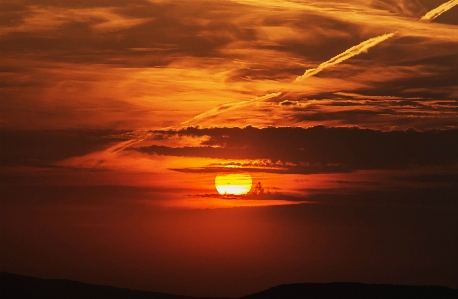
[
  {"x1": 0, "y1": 130, "x2": 127, "y2": 167},
  {"x1": 136, "y1": 126, "x2": 458, "y2": 171}
]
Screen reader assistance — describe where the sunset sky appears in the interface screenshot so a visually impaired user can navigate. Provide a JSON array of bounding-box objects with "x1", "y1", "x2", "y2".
[{"x1": 1, "y1": 0, "x2": 458, "y2": 297}]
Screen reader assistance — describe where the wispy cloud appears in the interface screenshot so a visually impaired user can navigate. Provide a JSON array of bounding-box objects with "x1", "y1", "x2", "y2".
[
  {"x1": 371, "y1": 0, "x2": 427, "y2": 18},
  {"x1": 420, "y1": 0, "x2": 458, "y2": 21},
  {"x1": 0, "y1": 6, "x2": 153, "y2": 35}
]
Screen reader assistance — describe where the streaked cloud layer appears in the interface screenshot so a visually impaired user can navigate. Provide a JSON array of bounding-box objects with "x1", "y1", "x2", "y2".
[{"x1": 1, "y1": 0, "x2": 457, "y2": 129}]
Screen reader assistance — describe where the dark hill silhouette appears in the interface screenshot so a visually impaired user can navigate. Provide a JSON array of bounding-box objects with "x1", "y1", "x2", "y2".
[
  {"x1": 239, "y1": 282, "x2": 458, "y2": 299},
  {"x1": 0, "y1": 272, "x2": 227, "y2": 299},
  {"x1": 2, "y1": 272, "x2": 458, "y2": 299}
]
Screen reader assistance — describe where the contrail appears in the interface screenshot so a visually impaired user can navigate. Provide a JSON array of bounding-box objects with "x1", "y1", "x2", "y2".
[
  {"x1": 111, "y1": 138, "x2": 145, "y2": 153},
  {"x1": 180, "y1": 92, "x2": 282, "y2": 125},
  {"x1": 294, "y1": 33, "x2": 395, "y2": 82},
  {"x1": 294, "y1": 0, "x2": 457, "y2": 83},
  {"x1": 421, "y1": 0, "x2": 458, "y2": 21}
]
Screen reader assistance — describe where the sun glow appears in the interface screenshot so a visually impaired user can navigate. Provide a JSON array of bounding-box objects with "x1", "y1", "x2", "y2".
[{"x1": 215, "y1": 173, "x2": 253, "y2": 195}]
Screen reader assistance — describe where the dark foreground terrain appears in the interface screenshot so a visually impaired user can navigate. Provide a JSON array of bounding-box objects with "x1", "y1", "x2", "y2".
[{"x1": 1, "y1": 272, "x2": 457, "y2": 299}]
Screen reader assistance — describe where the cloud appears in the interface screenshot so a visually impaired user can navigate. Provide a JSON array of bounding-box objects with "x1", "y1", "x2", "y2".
[
  {"x1": 1, "y1": 0, "x2": 458, "y2": 131},
  {"x1": 0, "y1": 129, "x2": 129, "y2": 167},
  {"x1": 163, "y1": 95, "x2": 458, "y2": 130},
  {"x1": 280, "y1": 100, "x2": 299, "y2": 106},
  {"x1": 178, "y1": 0, "x2": 457, "y2": 127},
  {"x1": 420, "y1": 0, "x2": 458, "y2": 20},
  {"x1": 177, "y1": 8, "x2": 436, "y2": 125},
  {"x1": 134, "y1": 126, "x2": 458, "y2": 172},
  {"x1": 170, "y1": 164, "x2": 353, "y2": 175},
  {"x1": 371, "y1": 0, "x2": 428, "y2": 17},
  {"x1": 0, "y1": 5, "x2": 153, "y2": 35}
]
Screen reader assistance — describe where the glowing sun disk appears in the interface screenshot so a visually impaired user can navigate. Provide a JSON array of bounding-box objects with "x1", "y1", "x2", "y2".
[{"x1": 215, "y1": 173, "x2": 252, "y2": 195}]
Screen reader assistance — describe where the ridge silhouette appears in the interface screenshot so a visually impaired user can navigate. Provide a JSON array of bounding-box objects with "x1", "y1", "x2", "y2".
[{"x1": 2, "y1": 272, "x2": 457, "y2": 299}]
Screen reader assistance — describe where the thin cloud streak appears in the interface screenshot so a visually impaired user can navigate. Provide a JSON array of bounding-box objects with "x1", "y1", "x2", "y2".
[
  {"x1": 179, "y1": 92, "x2": 282, "y2": 127},
  {"x1": 0, "y1": 6, "x2": 153, "y2": 35},
  {"x1": 294, "y1": 33, "x2": 396, "y2": 82},
  {"x1": 420, "y1": 0, "x2": 458, "y2": 21}
]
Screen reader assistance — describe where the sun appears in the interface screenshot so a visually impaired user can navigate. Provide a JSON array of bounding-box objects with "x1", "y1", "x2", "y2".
[{"x1": 215, "y1": 173, "x2": 252, "y2": 195}]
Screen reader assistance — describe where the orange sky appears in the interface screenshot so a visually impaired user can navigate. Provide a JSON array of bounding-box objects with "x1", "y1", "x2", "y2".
[{"x1": 1, "y1": 0, "x2": 458, "y2": 297}]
